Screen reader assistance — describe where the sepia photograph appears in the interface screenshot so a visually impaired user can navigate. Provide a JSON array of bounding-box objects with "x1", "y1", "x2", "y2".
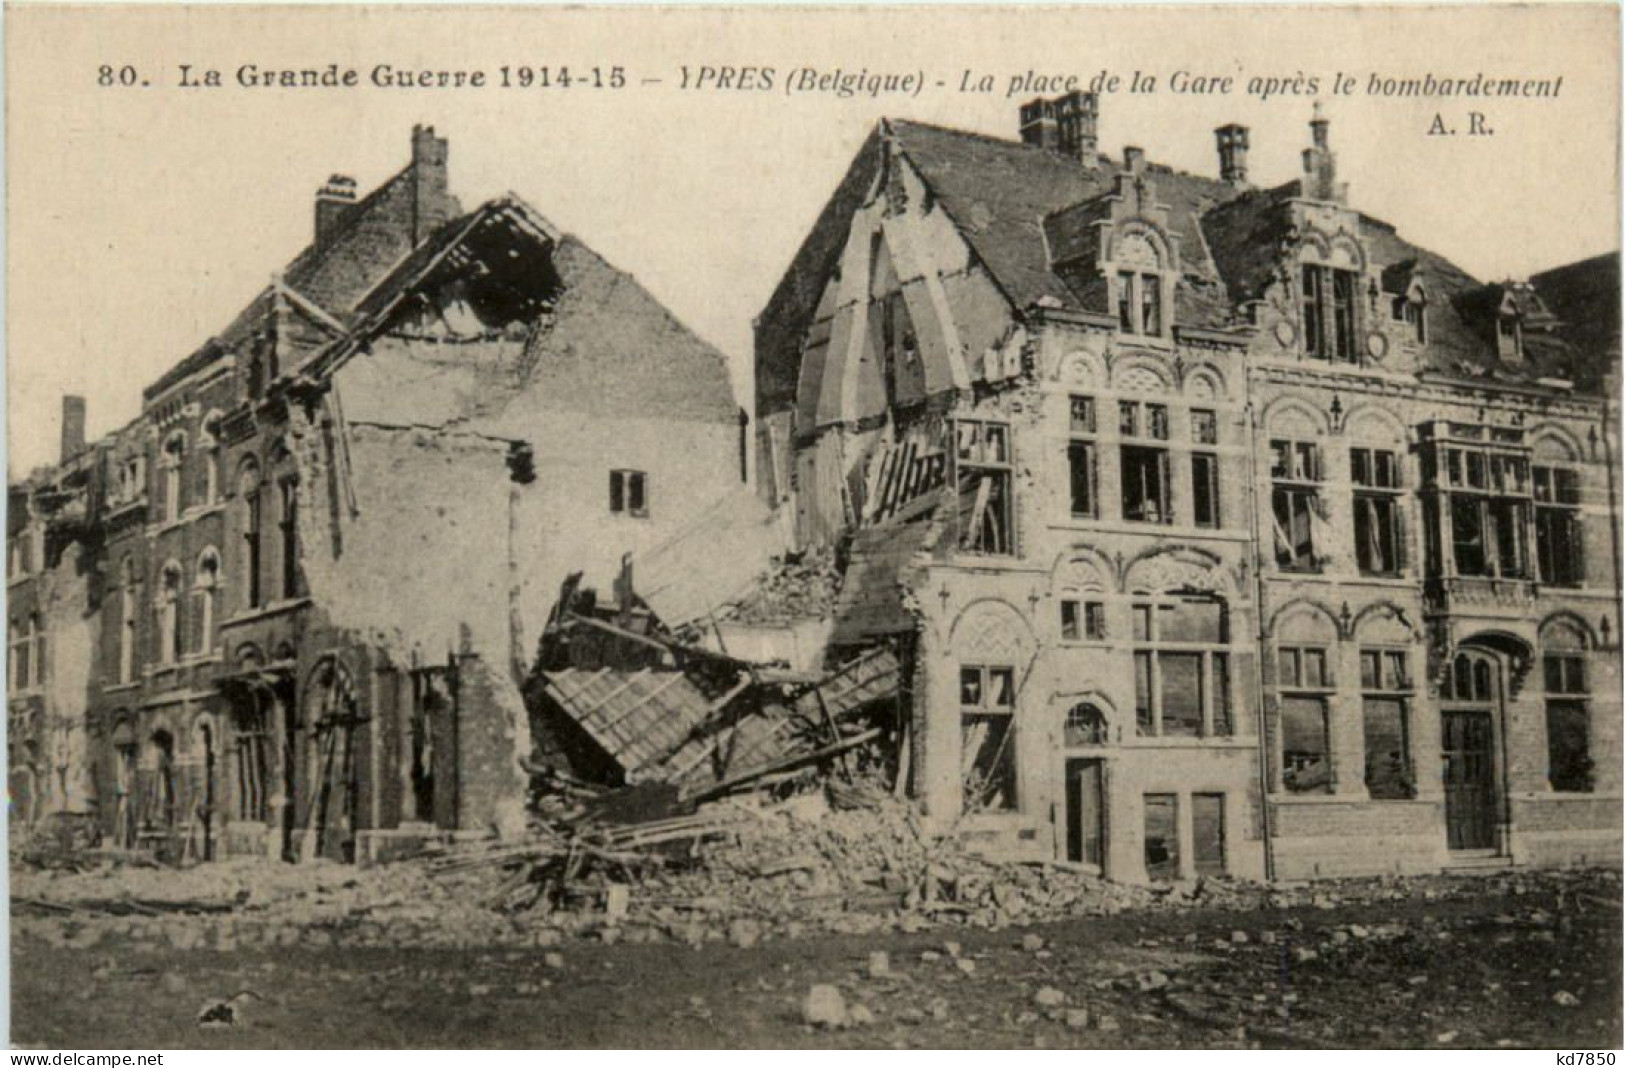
[{"x1": 4, "y1": 2, "x2": 1621, "y2": 1051}]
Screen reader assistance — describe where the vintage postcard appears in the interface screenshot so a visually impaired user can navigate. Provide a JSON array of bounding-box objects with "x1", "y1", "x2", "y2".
[{"x1": 5, "y1": 2, "x2": 1621, "y2": 1051}]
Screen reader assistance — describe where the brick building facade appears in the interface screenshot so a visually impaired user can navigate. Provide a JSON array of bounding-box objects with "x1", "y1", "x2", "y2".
[
  {"x1": 755, "y1": 101, "x2": 1622, "y2": 881},
  {"x1": 8, "y1": 126, "x2": 744, "y2": 863}
]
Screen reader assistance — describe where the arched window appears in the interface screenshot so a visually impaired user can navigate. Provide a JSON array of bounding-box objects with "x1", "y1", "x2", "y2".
[
  {"x1": 161, "y1": 432, "x2": 186, "y2": 523},
  {"x1": 1445, "y1": 652, "x2": 1495, "y2": 702},
  {"x1": 156, "y1": 562, "x2": 183, "y2": 664},
  {"x1": 118, "y1": 557, "x2": 139, "y2": 683},
  {"x1": 193, "y1": 548, "x2": 221, "y2": 654},
  {"x1": 237, "y1": 459, "x2": 262, "y2": 609},
  {"x1": 198, "y1": 412, "x2": 224, "y2": 506},
  {"x1": 272, "y1": 445, "x2": 301, "y2": 601},
  {"x1": 151, "y1": 729, "x2": 177, "y2": 828},
  {"x1": 1063, "y1": 702, "x2": 1109, "y2": 746}
]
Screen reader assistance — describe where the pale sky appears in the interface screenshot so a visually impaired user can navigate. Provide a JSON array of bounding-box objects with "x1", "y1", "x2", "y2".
[{"x1": 7, "y1": 4, "x2": 1620, "y2": 476}]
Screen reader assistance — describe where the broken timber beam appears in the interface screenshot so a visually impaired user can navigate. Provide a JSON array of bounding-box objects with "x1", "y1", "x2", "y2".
[{"x1": 684, "y1": 727, "x2": 883, "y2": 803}]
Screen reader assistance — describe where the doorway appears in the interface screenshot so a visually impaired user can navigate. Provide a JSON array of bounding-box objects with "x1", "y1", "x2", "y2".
[
  {"x1": 1064, "y1": 757, "x2": 1104, "y2": 869},
  {"x1": 1441, "y1": 649, "x2": 1502, "y2": 852},
  {"x1": 1442, "y1": 708, "x2": 1496, "y2": 850}
]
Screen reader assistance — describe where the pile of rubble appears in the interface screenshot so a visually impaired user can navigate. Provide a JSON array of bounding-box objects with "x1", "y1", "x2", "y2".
[{"x1": 717, "y1": 549, "x2": 844, "y2": 626}]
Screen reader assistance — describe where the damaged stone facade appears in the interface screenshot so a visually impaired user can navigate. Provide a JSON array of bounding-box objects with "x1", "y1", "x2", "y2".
[
  {"x1": 9, "y1": 125, "x2": 745, "y2": 864},
  {"x1": 755, "y1": 99, "x2": 1622, "y2": 882}
]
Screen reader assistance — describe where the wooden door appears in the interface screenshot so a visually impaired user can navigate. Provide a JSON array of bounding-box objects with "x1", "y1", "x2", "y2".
[
  {"x1": 1192, "y1": 793, "x2": 1226, "y2": 876},
  {"x1": 1442, "y1": 709, "x2": 1496, "y2": 850},
  {"x1": 1065, "y1": 758, "x2": 1104, "y2": 868}
]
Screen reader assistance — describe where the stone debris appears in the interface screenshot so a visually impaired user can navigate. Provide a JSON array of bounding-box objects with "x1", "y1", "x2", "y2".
[
  {"x1": 1035, "y1": 986, "x2": 1066, "y2": 1008},
  {"x1": 802, "y1": 984, "x2": 848, "y2": 1028}
]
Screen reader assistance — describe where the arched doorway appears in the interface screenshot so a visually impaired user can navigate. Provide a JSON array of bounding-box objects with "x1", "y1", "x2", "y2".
[
  {"x1": 1440, "y1": 649, "x2": 1501, "y2": 852},
  {"x1": 1060, "y1": 700, "x2": 1109, "y2": 871},
  {"x1": 303, "y1": 657, "x2": 359, "y2": 863}
]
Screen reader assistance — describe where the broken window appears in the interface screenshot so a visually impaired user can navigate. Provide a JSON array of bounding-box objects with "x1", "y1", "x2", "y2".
[
  {"x1": 1122, "y1": 447, "x2": 1171, "y2": 524},
  {"x1": 1067, "y1": 395, "x2": 1097, "y2": 518},
  {"x1": 1191, "y1": 452, "x2": 1220, "y2": 529},
  {"x1": 118, "y1": 558, "x2": 139, "y2": 683},
  {"x1": 1064, "y1": 703, "x2": 1109, "y2": 746},
  {"x1": 1068, "y1": 443, "x2": 1096, "y2": 518},
  {"x1": 1191, "y1": 409, "x2": 1219, "y2": 446},
  {"x1": 955, "y1": 420, "x2": 1013, "y2": 556},
  {"x1": 1431, "y1": 442, "x2": 1532, "y2": 579},
  {"x1": 609, "y1": 469, "x2": 649, "y2": 518},
  {"x1": 1271, "y1": 439, "x2": 1323, "y2": 571},
  {"x1": 1144, "y1": 793, "x2": 1179, "y2": 881},
  {"x1": 239, "y1": 463, "x2": 263, "y2": 610},
  {"x1": 1192, "y1": 793, "x2": 1226, "y2": 877},
  {"x1": 1300, "y1": 264, "x2": 1324, "y2": 358},
  {"x1": 1117, "y1": 272, "x2": 1165, "y2": 337},
  {"x1": 1302, "y1": 264, "x2": 1360, "y2": 362},
  {"x1": 278, "y1": 478, "x2": 300, "y2": 599},
  {"x1": 234, "y1": 705, "x2": 268, "y2": 822},
  {"x1": 1278, "y1": 645, "x2": 1330, "y2": 688},
  {"x1": 1280, "y1": 696, "x2": 1331, "y2": 794},
  {"x1": 960, "y1": 664, "x2": 1017, "y2": 812},
  {"x1": 1534, "y1": 465, "x2": 1584, "y2": 586},
  {"x1": 1545, "y1": 654, "x2": 1591, "y2": 793},
  {"x1": 1134, "y1": 594, "x2": 1232, "y2": 738},
  {"x1": 1060, "y1": 598, "x2": 1105, "y2": 642},
  {"x1": 1361, "y1": 647, "x2": 1413, "y2": 799},
  {"x1": 408, "y1": 671, "x2": 449, "y2": 823},
  {"x1": 1279, "y1": 641, "x2": 1333, "y2": 793},
  {"x1": 1069, "y1": 395, "x2": 1097, "y2": 434},
  {"x1": 1352, "y1": 447, "x2": 1404, "y2": 575}
]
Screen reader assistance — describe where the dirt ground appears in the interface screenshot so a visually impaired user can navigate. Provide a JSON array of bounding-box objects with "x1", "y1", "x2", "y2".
[{"x1": 12, "y1": 872, "x2": 1621, "y2": 1049}]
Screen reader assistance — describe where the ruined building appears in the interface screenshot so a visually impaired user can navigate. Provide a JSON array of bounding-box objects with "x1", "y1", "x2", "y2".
[
  {"x1": 755, "y1": 99, "x2": 1622, "y2": 880},
  {"x1": 8, "y1": 126, "x2": 744, "y2": 862}
]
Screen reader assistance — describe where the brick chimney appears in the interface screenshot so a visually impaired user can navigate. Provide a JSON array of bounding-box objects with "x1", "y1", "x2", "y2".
[
  {"x1": 1215, "y1": 124, "x2": 1250, "y2": 186},
  {"x1": 60, "y1": 395, "x2": 86, "y2": 462},
  {"x1": 1019, "y1": 97, "x2": 1060, "y2": 152},
  {"x1": 1021, "y1": 91, "x2": 1099, "y2": 168},
  {"x1": 1055, "y1": 91, "x2": 1099, "y2": 169},
  {"x1": 1300, "y1": 103, "x2": 1346, "y2": 203},
  {"x1": 410, "y1": 124, "x2": 454, "y2": 243},
  {"x1": 314, "y1": 174, "x2": 357, "y2": 244}
]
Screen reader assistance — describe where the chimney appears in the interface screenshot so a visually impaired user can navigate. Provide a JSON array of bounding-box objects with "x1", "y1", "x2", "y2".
[
  {"x1": 1054, "y1": 91, "x2": 1100, "y2": 169},
  {"x1": 314, "y1": 174, "x2": 357, "y2": 244},
  {"x1": 410, "y1": 123, "x2": 453, "y2": 243},
  {"x1": 1019, "y1": 97, "x2": 1059, "y2": 152},
  {"x1": 1300, "y1": 103, "x2": 1346, "y2": 203},
  {"x1": 60, "y1": 395, "x2": 86, "y2": 463},
  {"x1": 1215, "y1": 124, "x2": 1250, "y2": 186},
  {"x1": 1123, "y1": 145, "x2": 1146, "y2": 174}
]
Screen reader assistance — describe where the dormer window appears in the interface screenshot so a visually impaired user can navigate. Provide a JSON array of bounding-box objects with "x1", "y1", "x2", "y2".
[
  {"x1": 1498, "y1": 313, "x2": 1523, "y2": 362},
  {"x1": 1301, "y1": 263, "x2": 1360, "y2": 362},
  {"x1": 1392, "y1": 290, "x2": 1427, "y2": 344},
  {"x1": 1116, "y1": 271, "x2": 1164, "y2": 337}
]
